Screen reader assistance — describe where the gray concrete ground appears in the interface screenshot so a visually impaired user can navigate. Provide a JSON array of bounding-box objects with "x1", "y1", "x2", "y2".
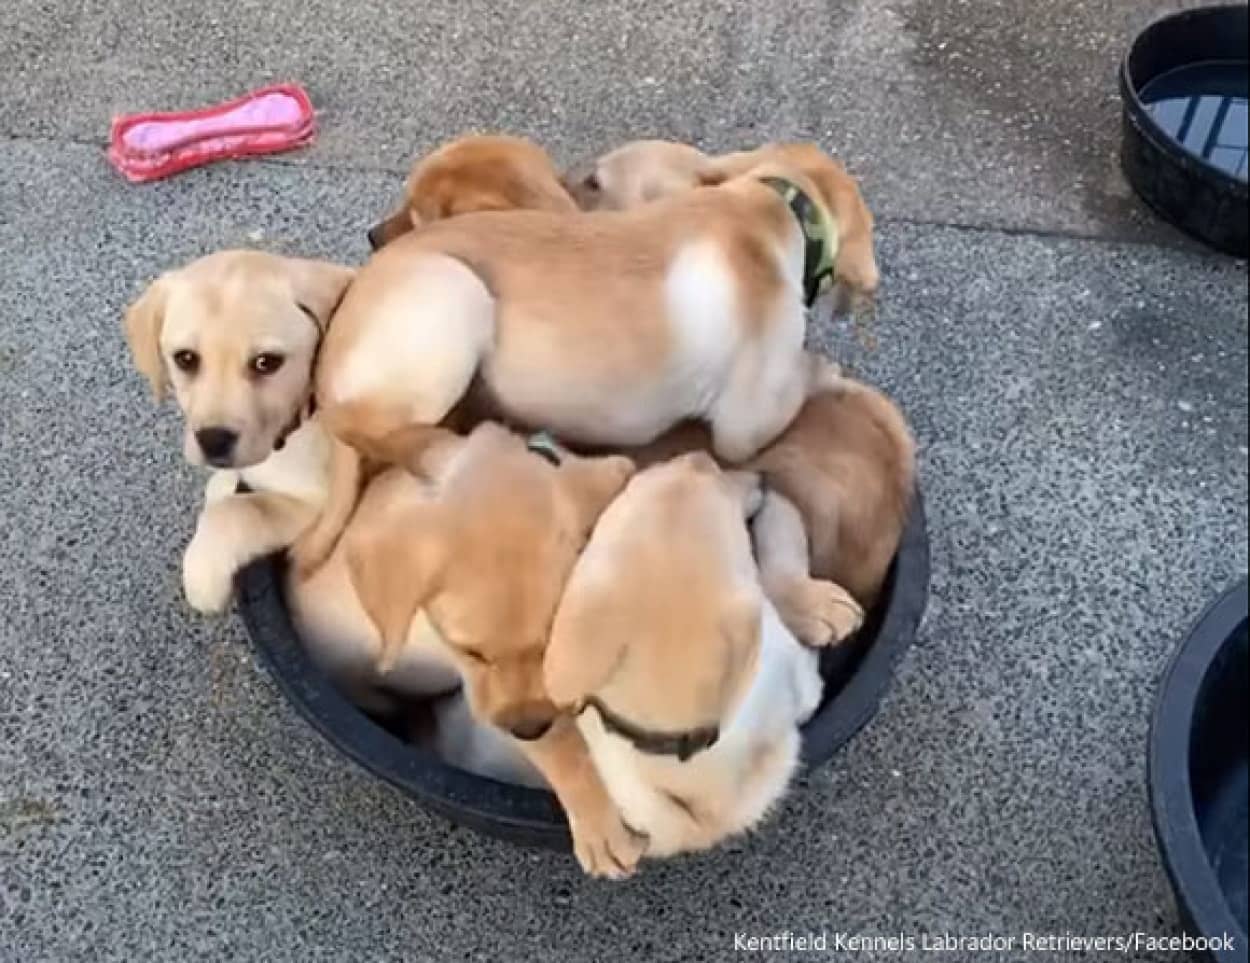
[{"x1": 0, "y1": 1, "x2": 1246, "y2": 961}]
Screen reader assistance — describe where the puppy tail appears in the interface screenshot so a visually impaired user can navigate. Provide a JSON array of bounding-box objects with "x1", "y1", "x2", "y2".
[{"x1": 289, "y1": 437, "x2": 368, "y2": 579}]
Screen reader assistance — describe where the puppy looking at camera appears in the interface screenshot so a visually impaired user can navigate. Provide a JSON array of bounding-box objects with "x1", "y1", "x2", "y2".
[
  {"x1": 543, "y1": 454, "x2": 858, "y2": 858},
  {"x1": 124, "y1": 135, "x2": 578, "y2": 614},
  {"x1": 123, "y1": 250, "x2": 355, "y2": 614}
]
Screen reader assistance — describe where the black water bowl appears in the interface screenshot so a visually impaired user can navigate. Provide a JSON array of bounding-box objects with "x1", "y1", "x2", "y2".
[
  {"x1": 1150, "y1": 578, "x2": 1249, "y2": 962},
  {"x1": 235, "y1": 494, "x2": 930, "y2": 850},
  {"x1": 1119, "y1": 4, "x2": 1248, "y2": 257}
]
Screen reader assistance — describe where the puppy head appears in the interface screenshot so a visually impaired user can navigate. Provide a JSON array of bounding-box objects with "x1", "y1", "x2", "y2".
[
  {"x1": 123, "y1": 250, "x2": 354, "y2": 468},
  {"x1": 563, "y1": 139, "x2": 721, "y2": 211},
  {"x1": 544, "y1": 453, "x2": 765, "y2": 753},
  {"x1": 723, "y1": 143, "x2": 879, "y2": 305},
  {"x1": 346, "y1": 422, "x2": 635, "y2": 741},
  {"x1": 368, "y1": 134, "x2": 577, "y2": 250}
]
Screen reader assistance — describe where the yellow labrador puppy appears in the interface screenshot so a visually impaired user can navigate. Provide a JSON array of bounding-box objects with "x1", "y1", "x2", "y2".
[
  {"x1": 366, "y1": 133, "x2": 579, "y2": 251},
  {"x1": 122, "y1": 250, "x2": 354, "y2": 613},
  {"x1": 316, "y1": 152, "x2": 843, "y2": 468},
  {"x1": 565, "y1": 139, "x2": 880, "y2": 307},
  {"x1": 543, "y1": 454, "x2": 858, "y2": 858},
  {"x1": 340, "y1": 421, "x2": 646, "y2": 877},
  {"x1": 302, "y1": 147, "x2": 854, "y2": 579}
]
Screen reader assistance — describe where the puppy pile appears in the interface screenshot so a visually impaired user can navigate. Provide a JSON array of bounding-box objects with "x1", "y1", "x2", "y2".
[{"x1": 123, "y1": 134, "x2": 916, "y2": 878}]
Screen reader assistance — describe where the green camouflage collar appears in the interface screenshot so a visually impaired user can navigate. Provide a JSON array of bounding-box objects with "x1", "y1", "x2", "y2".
[
  {"x1": 761, "y1": 177, "x2": 840, "y2": 306},
  {"x1": 525, "y1": 430, "x2": 563, "y2": 466}
]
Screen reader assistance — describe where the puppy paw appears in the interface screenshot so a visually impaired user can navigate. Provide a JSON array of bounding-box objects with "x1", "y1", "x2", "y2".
[
  {"x1": 182, "y1": 536, "x2": 235, "y2": 616},
  {"x1": 778, "y1": 577, "x2": 864, "y2": 648},
  {"x1": 568, "y1": 809, "x2": 648, "y2": 880}
]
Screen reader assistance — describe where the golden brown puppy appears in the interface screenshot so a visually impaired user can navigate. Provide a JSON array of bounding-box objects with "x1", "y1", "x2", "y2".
[
  {"x1": 543, "y1": 454, "x2": 854, "y2": 857},
  {"x1": 341, "y1": 421, "x2": 646, "y2": 877},
  {"x1": 584, "y1": 363, "x2": 915, "y2": 617},
  {"x1": 367, "y1": 134, "x2": 578, "y2": 251},
  {"x1": 122, "y1": 250, "x2": 355, "y2": 613},
  {"x1": 566, "y1": 139, "x2": 879, "y2": 306}
]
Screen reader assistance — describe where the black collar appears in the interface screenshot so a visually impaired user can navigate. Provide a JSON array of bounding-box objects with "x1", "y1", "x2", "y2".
[
  {"x1": 583, "y1": 696, "x2": 720, "y2": 762},
  {"x1": 760, "y1": 176, "x2": 839, "y2": 307}
]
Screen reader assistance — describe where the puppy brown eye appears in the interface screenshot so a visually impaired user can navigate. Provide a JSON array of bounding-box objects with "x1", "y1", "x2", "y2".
[
  {"x1": 172, "y1": 350, "x2": 199, "y2": 373},
  {"x1": 461, "y1": 648, "x2": 489, "y2": 666},
  {"x1": 583, "y1": 172, "x2": 601, "y2": 192},
  {"x1": 250, "y1": 353, "x2": 285, "y2": 376}
]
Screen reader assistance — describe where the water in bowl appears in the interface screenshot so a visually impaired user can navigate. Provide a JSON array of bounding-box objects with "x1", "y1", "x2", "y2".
[{"x1": 1140, "y1": 60, "x2": 1249, "y2": 181}]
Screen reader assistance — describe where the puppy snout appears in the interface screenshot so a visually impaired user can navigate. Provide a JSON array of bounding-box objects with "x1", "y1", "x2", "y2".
[
  {"x1": 508, "y1": 717, "x2": 553, "y2": 742},
  {"x1": 366, "y1": 223, "x2": 385, "y2": 252},
  {"x1": 195, "y1": 427, "x2": 239, "y2": 465},
  {"x1": 496, "y1": 701, "x2": 558, "y2": 742}
]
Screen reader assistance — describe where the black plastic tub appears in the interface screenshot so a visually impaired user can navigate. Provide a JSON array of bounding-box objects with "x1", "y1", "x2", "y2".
[
  {"x1": 1150, "y1": 578, "x2": 1248, "y2": 962},
  {"x1": 1119, "y1": 4, "x2": 1248, "y2": 257},
  {"x1": 235, "y1": 494, "x2": 930, "y2": 850}
]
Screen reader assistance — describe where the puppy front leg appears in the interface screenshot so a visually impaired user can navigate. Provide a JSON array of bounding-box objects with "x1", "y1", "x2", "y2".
[
  {"x1": 516, "y1": 717, "x2": 648, "y2": 879},
  {"x1": 752, "y1": 491, "x2": 862, "y2": 646},
  {"x1": 183, "y1": 492, "x2": 316, "y2": 615}
]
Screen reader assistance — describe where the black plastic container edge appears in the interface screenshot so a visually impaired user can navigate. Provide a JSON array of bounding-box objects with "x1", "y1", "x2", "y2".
[
  {"x1": 236, "y1": 493, "x2": 930, "y2": 850},
  {"x1": 1119, "y1": 4, "x2": 1248, "y2": 258},
  {"x1": 1149, "y1": 577, "x2": 1249, "y2": 963}
]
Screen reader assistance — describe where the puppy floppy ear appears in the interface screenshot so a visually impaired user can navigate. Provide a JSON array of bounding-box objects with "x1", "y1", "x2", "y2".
[
  {"x1": 345, "y1": 503, "x2": 447, "y2": 672},
  {"x1": 284, "y1": 258, "x2": 355, "y2": 332},
  {"x1": 544, "y1": 567, "x2": 629, "y2": 707},
  {"x1": 559, "y1": 455, "x2": 636, "y2": 529},
  {"x1": 123, "y1": 275, "x2": 172, "y2": 400}
]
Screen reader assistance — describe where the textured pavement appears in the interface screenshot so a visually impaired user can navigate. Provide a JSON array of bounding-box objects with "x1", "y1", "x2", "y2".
[{"x1": 1, "y1": 1, "x2": 1247, "y2": 962}]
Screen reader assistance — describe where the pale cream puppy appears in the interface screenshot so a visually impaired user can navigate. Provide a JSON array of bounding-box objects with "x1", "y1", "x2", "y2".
[
  {"x1": 123, "y1": 251, "x2": 355, "y2": 614},
  {"x1": 543, "y1": 454, "x2": 861, "y2": 859}
]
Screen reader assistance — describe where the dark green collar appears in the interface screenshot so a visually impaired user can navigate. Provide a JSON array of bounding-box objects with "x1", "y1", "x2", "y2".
[
  {"x1": 761, "y1": 177, "x2": 840, "y2": 306},
  {"x1": 583, "y1": 696, "x2": 720, "y2": 762}
]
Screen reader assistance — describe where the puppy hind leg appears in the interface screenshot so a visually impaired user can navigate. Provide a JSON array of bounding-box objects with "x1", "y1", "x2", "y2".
[
  {"x1": 752, "y1": 491, "x2": 862, "y2": 647},
  {"x1": 288, "y1": 436, "x2": 368, "y2": 579},
  {"x1": 321, "y1": 254, "x2": 496, "y2": 453},
  {"x1": 708, "y1": 302, "x2": 809, "y2": 463}
]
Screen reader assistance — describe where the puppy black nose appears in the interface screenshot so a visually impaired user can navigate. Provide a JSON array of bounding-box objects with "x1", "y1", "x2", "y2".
[
  {"x1": 195, "y1": 427, "x2": 238, "y2": 464},
  {"x1": 366, "y1": 224, "x2": 384, "y2": 252},
  {"x1": 508, "y1": 718, "x2": 553, "y2": 742}
]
